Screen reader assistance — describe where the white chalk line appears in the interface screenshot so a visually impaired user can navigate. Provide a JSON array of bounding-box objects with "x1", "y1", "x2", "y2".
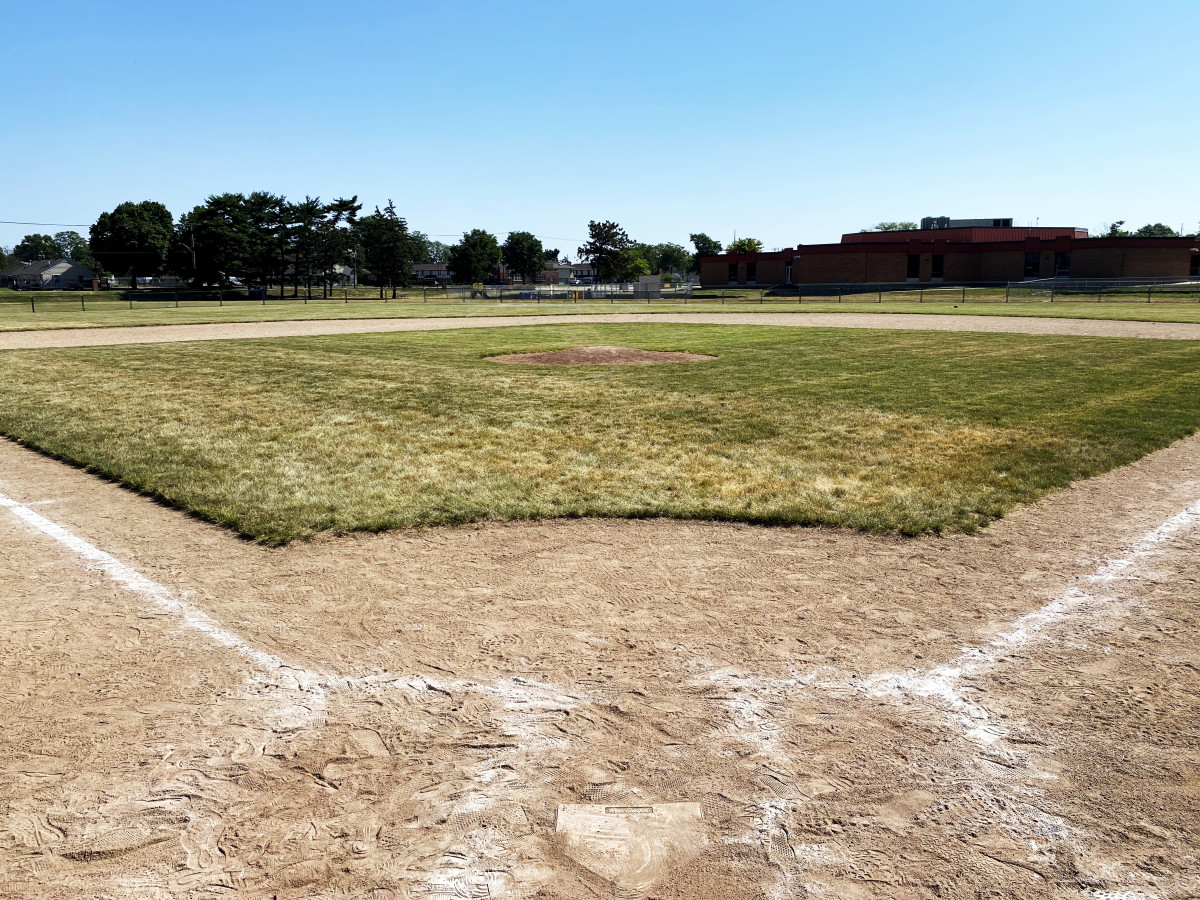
[
  {"x1": 692, "y1": 498, "x2": 1200, "y2": 899},
  {"x1": 1, "y1": 490, "x2": 574, "y2": 894},
  {"x1": 7, "y1": 489, "x2": 1196, "y2": 896},
  {"x1": 859, "y1": 497, "x2": 1200, "y2": 743}
]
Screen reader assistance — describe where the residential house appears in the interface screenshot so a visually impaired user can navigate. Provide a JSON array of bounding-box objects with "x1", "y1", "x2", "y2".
[{"x1": 2, "y1": 259, "x2": 97, "y2": 290}]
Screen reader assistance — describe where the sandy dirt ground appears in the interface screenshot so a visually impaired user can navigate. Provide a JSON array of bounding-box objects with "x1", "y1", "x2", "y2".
[
  {"x1": 4, "y1": 311, "x2": 1200, "y2": 350},
  {"x1": 489, "y1": 346, "x2": 717, "y2": 365},
  {"x1": 2, "y1": 432, "x2": 1199, "y2": 899}
]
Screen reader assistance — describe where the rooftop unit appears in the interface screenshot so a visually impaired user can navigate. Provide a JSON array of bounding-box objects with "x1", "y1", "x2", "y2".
[{"x1": 921, "y1": 216, "x2": 1014, "y2": 230}]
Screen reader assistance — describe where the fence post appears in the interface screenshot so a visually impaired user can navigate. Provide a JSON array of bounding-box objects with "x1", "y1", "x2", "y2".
[
  {"x1": 81, "y1": 293, "x2": 85, "y2": 311},
  {"x1": 1147, "y1": 285, "x2": 1152, "y2": 303},
  {"x1": 129, "y1": 293, "x2": 133, "y2": 310},
  {"x1": 877, "y1": 290, "x2": 881, "y2": 303},
  {"x1": 1050, "y1": 287, "x2": 1055, "y2": 302},
  {"x1": 962, "y1": 285, "x2": 966, "y2": 302},
  {"x1": 31, "y1": 295, "x2": 36, "y2": 313},
  {"x1": 1004, "y1": 285, "x2": 1009, "y2": 302},
  {"x1": 920, "y1": 289, "x2": 924, "y2": 303}
]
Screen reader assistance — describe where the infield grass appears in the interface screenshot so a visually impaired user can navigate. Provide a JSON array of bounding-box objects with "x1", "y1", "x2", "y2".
[{"x1": 2, "y1": 323, "x2": 1199, "y2": 543}]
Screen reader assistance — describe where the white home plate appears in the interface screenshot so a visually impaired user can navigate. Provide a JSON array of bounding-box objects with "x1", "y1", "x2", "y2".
[{"x1": 555, "y1": 803, "x2": 705, "y2": 892}]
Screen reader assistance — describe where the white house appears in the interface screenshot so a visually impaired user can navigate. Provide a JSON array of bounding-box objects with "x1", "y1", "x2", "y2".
[{"x1": 2, "y1": 259, "x2": 97, "y2": 290}]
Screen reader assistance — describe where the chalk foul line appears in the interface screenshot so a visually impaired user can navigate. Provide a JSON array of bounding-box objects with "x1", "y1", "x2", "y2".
[{"x1": 0, "y1": 491, "x2": 574, "y2": 724}]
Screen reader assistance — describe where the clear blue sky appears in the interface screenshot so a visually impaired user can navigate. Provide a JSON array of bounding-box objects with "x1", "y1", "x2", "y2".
[{"x1": 5, "y1": 0, "x2": 1198, "y2": 254}]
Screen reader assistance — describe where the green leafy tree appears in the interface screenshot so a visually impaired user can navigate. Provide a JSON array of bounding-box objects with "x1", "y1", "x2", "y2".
[
  {"x1": 89, "y1": 201, "x2": 174, "y2": 288},
  {"x1": 1103, "y1": 221, "x2": 1131, "y2": 237},
  {"x1": 577, "y1": 220, "x2": 633, "y2": 281},
  {"x1": 355, "y1": 200, "x2": 411, "y2": 298},
  {"x1": 52, "y1": 231, "x2": 99, "y2": 270},
  {"x1": 619, "y1": 247, "x2": 651, "y2": 280},
  {"x1": 689, "y1": 233, "x2": 723, "y2": 271},
  {"x1": 726, "y1": 237, "x2": 764, "y2": 254},
  {"x1": 448, "y1": 229, "x2": 502, "y2": 284},
  {"x1": 861, "y1": 222, "x2": 918, "y2": 232},
  {"x1": 502, "y1": 231, "x2": 546, "y2": 284},
  {"x1": 653, "y1": 242, "x2": 691, "y2": 274},
  {"x1": 1133, "y1": 223, "x2": 1179, "y2": 237},
  {"x1": 12, "y1": 233, "x2": 60, "y2": 260},
  {"x1": 543, "y1": 248, "x2": 560, "y2": 264},
  {"x1": 408, "y1": 232, "x2": 451, "y2": 264}
]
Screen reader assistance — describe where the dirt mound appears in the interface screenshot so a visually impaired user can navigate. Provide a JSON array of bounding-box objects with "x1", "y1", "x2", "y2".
[{"x1": 488, "y1": 345, "x2": 716, "y2": 365}]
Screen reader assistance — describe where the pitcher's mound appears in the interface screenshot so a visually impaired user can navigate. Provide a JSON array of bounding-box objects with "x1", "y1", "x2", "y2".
[{"x1": 489, "y1": 345, "x2": 716, "y2": 366}]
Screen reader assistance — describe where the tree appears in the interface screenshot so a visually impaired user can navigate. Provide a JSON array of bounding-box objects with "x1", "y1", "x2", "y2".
[
  {"x1": 52, "y1": 231, "x2": 99, "y2": 270},
  {"x1": 314, "y1": 196, "x2": 361, "y2": 297},
  {"x1": 1103, "y1": 221, "x2": 1131, "y2": 237},
  {"x1": 243, "y1": 191, "x2": 289, "y2": 288},
  {"x1": 689, "y1": 233, "x2": 723, "y2": 271},
  {"x1": 726, "y1": 237, "x2": 763, "y2": 254},
  {"x1": 1133, "y1": 223, "x2": 1179, "y2": 237},
  {"x1": 179, "y1": 193, "x2": 252, "y2": 286},
  {"x1": 89, "y1": 201, "x2": 174, "y2": 288},
  {"x1": 289, "y1": 197, "x2": 325, "y2": 298},
  {"x1": 577, "y1": 220, "x2": 633, "y2": 281},
  {"x1": 502, "y1": 231, "x2": 545, "y2": 284},
  {"x1": 12, "y1": 233, "x2": 60, "y2": 260},
  {"x1": 408, "y1": 231, "x2": 450, "y2": 264},
  {"x1": 618, "y1": 247, "x2": 651, "y2": 280},
  {"x1": 653, "y1": 242, "x2": 691, "y2": 274},
  {"x1": 447, "y1": 229, "x2": 501, "y2": 284},
  {"x1": 861, "y1": 222, "x2": 918, "y2": 232},
  {"x1": 355, "y1": 200, "x2": 411, "y2": 298},
  {"x1": 543, "y1": 248, "x2": 560, "y2": 264}
]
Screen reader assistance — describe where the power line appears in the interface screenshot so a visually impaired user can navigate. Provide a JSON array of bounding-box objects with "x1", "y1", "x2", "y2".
[{"x1": 0, "y1": 220, "x2": 91, "y2": 227}]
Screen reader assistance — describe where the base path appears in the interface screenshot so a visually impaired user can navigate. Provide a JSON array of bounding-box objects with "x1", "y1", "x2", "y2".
[
  {"x1": 3, "y1": 432, "x2": 1200, "y2": 897},
  {"x1": 5, "y1": 311, "x2": 1200, "y2": 349}
]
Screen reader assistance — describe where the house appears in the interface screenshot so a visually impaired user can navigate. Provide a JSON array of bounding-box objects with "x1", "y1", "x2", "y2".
[
  {"x1": 2, "y1": 259, "x2": 98, "y2": 290},
  {"x1": 552, "y1": 261, "x2": 596, "y2": 284},
  {"x1": 412, "y1": 263, "x2": 449, "y2": 283}
]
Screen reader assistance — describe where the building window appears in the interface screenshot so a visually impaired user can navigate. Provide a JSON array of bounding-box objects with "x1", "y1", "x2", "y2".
[
  {"x1": 1024, "y1": 252, "x2": 1040, "y2": 278},
  {"x1": 728, "y1": 263, "x2": 738, "y2": 283},
  {"x1": 906, "y1": 254, "x2": 921, "y2": 279},
  {"x1": 931, "y1": 255, "x2": 945, "y2": 279},
  {"x1": 745, "y1": 262, "x2": 756, "y2": 283},
  {"x1": 1191, "y1": 255, "x2": 1200, "y2": 278},
  {"x1": 1055, "y1": 252, "x2": 1071, "y2": 276}
]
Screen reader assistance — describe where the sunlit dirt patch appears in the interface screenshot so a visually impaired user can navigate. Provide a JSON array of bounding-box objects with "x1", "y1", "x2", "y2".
[{"x1": 487, "y1": 345, "x2": 716, "y2": 365}]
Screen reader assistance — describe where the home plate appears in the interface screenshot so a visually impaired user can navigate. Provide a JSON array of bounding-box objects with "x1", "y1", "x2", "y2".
[{"x1": 555, "y1": 803, "x2": 705, "y2": 892}]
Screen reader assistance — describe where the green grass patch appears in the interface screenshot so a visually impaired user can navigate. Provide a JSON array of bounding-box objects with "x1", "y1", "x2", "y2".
[{"x1": 2, "y1": 323, "x2": 1199, "y2": 543}]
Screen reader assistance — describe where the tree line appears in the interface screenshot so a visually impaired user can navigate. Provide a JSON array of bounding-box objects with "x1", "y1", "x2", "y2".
[{"x1": 1, "y1": 197, "x2": 743, "y2": 290}]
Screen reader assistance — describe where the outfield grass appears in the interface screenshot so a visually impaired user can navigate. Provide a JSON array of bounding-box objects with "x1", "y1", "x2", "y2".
[
  {"x1": 5, "y1": 290, "x2": 1200, "y2": 331},
  {"x1": 3, "y1": 324, "x2": 1199, "y2": 543}
]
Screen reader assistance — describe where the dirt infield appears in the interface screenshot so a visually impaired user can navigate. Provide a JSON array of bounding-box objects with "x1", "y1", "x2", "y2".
[
  {"x1": 5, "y1": 310, "x2": 1200, "y2": 350},
  {"x1": 2, "y1": 430, "x2": 1199, "y2": 898},
  {"x1": 488, "y1": 345, "x2": 717, "y2": 365}
]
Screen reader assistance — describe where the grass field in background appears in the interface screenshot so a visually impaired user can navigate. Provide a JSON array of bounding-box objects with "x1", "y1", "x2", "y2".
[
  {"x1": 4, "y1": 288, "x2": 1200, "y2": 331},
  {"x1": 3, "y1": 323, "x2": 1199, "y2": 543}
]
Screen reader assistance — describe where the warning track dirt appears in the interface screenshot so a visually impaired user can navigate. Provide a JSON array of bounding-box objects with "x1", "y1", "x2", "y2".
[{"x1": 4, "y1": 310, "x2": 1200, "y2": 350}]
